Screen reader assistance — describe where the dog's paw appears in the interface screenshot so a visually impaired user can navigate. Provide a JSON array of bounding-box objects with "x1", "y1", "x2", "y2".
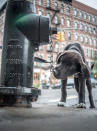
[
  {"x1": 58, "y1": 102, "x2": 67, "y2": 107},
  {"x1": 76, "y1": 103, "x2": 86, "y2": 109},
  {"x1": 90, "y1": 105, "x2": 95, "y2": 109}
]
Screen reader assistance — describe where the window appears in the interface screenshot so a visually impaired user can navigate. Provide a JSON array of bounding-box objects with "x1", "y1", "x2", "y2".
[
  {"x1": 62, "y1": 43, "x2": 65, "y2": 51},
  {"x1": 39, "y1": 45, "x2": 43, "y2": 50},
  {"x1": 88, "y1": 15, "x2": 91, "y2": 22},
  {"x1": 84, "y1": 13, "x2": 87, "y2": 20},
  {"x1": 55, "y1": 1, "x2": 58, "y2": 10},
  {"x1": 90, "y1": 49, "x2": 93, "y2": 58},
  {"x1": 47, "y1": 45, "x2": 51, "y2": 51},
  {"x1": 55, "y1": 43, "x2": 59, "y2": 52},
  {"x1": 67, "y1": 19, "x2": 71, "y2": 27},
  {"x1": 39, "y1": 0, "x2": 42, "y2": 6},
  {"x1": 80, "y1": 35, "x2": 84, "y2": 43},
  {"x1": 74, "y1": 22, "x2": 78, "y2": 29},
  {"x1": 47, "y1": 55, "x2": 51, "y2": 61},
  {"x1": 47, "y1": 12, "x2": 51, "y2": 20},
  {"x1": 85, "y1": 37, "x2": 88, "y2": 44},
  {"x1": 39, "y1": 54, "x2": 43, "y2": 58},
  {"x1": 93, "y1": 28, "x2": 96, "y2": 35},
  {"x1": 38, "y1": 10, "x2": 42, "y2": 15},
  {"x1": 86, "y1": 48, "x2": 88, "y2": 57},
  {"x1": 93, "y1": 16, "x2": 95, "y2": 24},
  {"x1": 89, "y1": 26, "x2": 92, "y2": 33},
  {"x1": 80, "y1": 23, "x2": 83, "y2": 31},
  {"x1": 80, "y1": 11, "x2": 82, "y2": 18},
  {"x1": 95, "y1": 51, "x2": 97, "y2": 58},
  {"x1": 74, "y1": 33, "x2": 78, "y2": 41},
  {"x1": 54, "y1": 16, "x2": 58, "y2": 24},
  {"x1": 60, "y1": 4, "x2": 64, "y2": 13},
  {"x1": 94, "y1": 39, "x2": 96, "y2": 47},
  {"x1": 89, "y1": 38, "x2": 92, "y2": 46},
  {"x1": 47, "y1": 12, "x2": 51, "y2": 24},
  {"x1": 85, "y1": 25, "x2": 88, "y2": 32},
  {"x1": 74, "y1": 8, "x2": 77, "y2": 16},
  {"x1": 68, "y1": 32, "x2": 71, "y2": 40},
  {"x1": 66, "y1": 6, "x2": 70, "y2": 13},
  {"x1": 47, "y1": 0, "x2": 50, "y2": 7},
  {"x1": 34, "y1": 73, "x2": 40, "y2": 81},
  {"x1": 61, "y1": 17, "x2": 64, "y2": 25}
]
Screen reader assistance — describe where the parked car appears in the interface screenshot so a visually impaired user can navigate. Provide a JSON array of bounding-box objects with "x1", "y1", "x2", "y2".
[
  {"x1": 51, "y1": 84, "x2": 61, "y2": 89},
  {"x1": 91, "y1": 78, "x2": 97, "y2": 88},
  {"x1": 66, "y1": 78, "x2": 74, "y2": 89},
  {"x1": 42, "y1": 83, "x2": 50, "y2": 89}
]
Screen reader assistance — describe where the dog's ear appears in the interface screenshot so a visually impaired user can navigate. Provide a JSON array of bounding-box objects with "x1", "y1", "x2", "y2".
[
  {"x1": 81, "y1": 63, "x2": 90, "y2": 78},
  {"x1": 56, "y1": 52, "x2": 63, "y2": 63}
]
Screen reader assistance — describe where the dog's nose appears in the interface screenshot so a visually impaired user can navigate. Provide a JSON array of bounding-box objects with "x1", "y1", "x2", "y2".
[{"x1": 52, "y1": 68, "x2": 59, "y2": 77}]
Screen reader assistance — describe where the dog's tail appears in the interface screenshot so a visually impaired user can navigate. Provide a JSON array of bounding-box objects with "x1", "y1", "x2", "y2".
[{"x1": 91, "y1": 63, "x2": 94, "y2": 70}]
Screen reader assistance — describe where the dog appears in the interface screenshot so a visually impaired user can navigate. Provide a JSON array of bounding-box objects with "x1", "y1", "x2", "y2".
[{"x1": 52, "y1": 43, "x2": 95, "y2": 108}]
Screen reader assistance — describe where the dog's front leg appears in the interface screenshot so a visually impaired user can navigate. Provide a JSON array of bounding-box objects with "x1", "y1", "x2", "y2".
[
  {"x1": 77, "y1": 76, "x2": 86, "y2": 108},
  {"x1": 86, "y1": 78, "x2": 95, "y2": 108},
  {"x1": 58, "y1": 79, "x2": 67, "y2": 107}
]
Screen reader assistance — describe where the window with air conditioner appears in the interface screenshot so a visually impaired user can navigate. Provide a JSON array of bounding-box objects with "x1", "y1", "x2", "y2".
[
  {"x1": 60, "y1": 4, "x2": 64, "y2": 13},
  {"x1": 67, "y1": 19, "x2": 71, "y2": 27},
  {"x1": 74, "y1": 22, "x2": 78, "y2": 29},
  {"x1": 68, "y1": 32, "x2": 71, "y2": 40},
  {"x1": 54, "y1": 16, "x2": 58, "y2": 24},
  {"x1": 66, "y1": 6, "x2": 70, "y2": 13},
  {"x1": 47, "y1": 0, "x2": 50, "y2": 7},
  {"x1": 39, "y1": 0, "x2": 42, "y2": 6}
]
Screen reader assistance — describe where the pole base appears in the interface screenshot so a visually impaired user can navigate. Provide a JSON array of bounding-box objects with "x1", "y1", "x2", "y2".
[{"x1": 0, "y1": 86, "x2": 41, "y2": 107}]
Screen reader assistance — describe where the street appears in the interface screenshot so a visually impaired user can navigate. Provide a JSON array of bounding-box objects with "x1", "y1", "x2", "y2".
[
  {"x1": 0, "y1": 88, "x2": 97, "y2": 131},
  {"x1": 33, "y1": 88, "x2": 97, "y2": 108}
]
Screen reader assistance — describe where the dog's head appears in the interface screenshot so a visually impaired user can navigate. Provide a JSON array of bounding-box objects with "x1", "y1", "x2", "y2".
[{"x1": 52, "y1": 51, "x2": 90, "y2": 79}]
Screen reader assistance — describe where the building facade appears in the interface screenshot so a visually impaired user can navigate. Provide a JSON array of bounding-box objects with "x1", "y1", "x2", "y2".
[{"x1": 0, "y1": 0, "x2": 97, "y2": 86}]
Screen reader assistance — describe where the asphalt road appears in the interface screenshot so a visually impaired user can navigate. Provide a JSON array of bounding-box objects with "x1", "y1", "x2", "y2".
[
  {"x1": 33, "y1": 88, "x2": 97, "y2": 108},
  {"x1": 0, "y1": 88, "x2": 97, "y2": 131}
]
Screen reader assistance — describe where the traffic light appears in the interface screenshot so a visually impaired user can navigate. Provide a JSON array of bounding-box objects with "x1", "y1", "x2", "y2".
[
  {"x1": 56, "y1": 32, "x2": 64, "y2": 42},
  {"x1": 60, "y1": 32, "x2": 65, "y2": 42},
  {"x1": 56, "y1": 32, "x2": 61, "y2": 41},
  {"x1": 94, "y1": 74, "x2": 97, "y2": 79}
]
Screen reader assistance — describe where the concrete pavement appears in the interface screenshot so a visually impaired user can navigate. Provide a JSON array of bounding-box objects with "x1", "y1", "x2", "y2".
[
  {"x1": 0, "y1": 88, "x2": 97, "y2": 131},
  {"x1": 0, "y1": 106, "x2": 97, "y2": 131}
]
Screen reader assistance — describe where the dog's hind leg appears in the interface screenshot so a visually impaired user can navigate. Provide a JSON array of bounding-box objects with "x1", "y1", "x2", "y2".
[
  {"x1": 74, "y1": 77, "x2": 79, "y2": 93},
  {"x1": 77, "y1": 76, "x2": 86, "y2": 108},
  {"x1": 58, "y1": 79, "x2": 67, "y2": 107},
  {"x1": 86, "y1": 78, "x2": 95, "y2": 108}
]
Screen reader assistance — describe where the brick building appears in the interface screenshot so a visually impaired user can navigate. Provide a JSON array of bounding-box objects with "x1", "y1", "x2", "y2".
[
  {"x1": 0, "y1": 0, "x2": 97, "y2": 86},
  {"x1": 34, "y1": 0, "x2": 97, "y2": 85}
]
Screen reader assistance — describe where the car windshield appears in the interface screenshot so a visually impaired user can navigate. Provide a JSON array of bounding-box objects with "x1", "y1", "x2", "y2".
[{"x1": 67, "y1": 79, "x2": 74, "y2": 83}]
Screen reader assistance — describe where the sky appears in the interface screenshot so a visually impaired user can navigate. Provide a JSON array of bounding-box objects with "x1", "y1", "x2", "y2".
[{"x1": 76, "y1": 0, "x2": 97, "y2": 10}]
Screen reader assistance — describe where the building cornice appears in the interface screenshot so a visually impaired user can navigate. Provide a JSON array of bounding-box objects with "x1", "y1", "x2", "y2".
[{"x1": 73, "y1": 0, "x2": 97, "y2": 16}]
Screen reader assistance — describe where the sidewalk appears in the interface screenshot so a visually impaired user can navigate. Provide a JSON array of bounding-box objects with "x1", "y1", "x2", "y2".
[{"x1": 0, "y1": 105, "x2": 97, "y2": 131}]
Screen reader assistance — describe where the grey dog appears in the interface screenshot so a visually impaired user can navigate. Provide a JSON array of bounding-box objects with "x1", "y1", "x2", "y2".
[{"x1": 52, "y1": 43, "x2": 95, "y2": 108}]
